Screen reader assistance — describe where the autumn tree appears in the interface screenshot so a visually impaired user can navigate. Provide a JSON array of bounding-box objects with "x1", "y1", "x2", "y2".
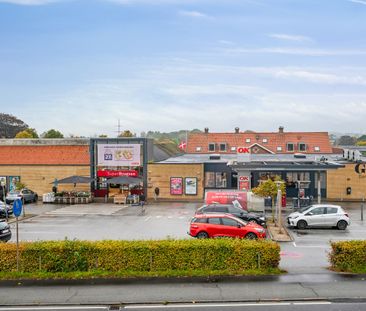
[
  {"x1": 118, "y1": 130, "x2": 135, "y2": 137},
  {"x1": 15, "y1": 128, "x2": 39, "y2": 139},
  {"x1": 0, "y1": 113, "x2": 28, "y2": 138}
]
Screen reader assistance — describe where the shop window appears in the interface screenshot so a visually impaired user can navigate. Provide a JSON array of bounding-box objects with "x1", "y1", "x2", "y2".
[
  {"x1": 216, "y1": 172, "x2": 227, "y2": 188},
  {"x1": 298, "y1": 143, "x2": 307, "y2": 152},
  {"x1": 258, "y1": 172, "x2": 281, "y2": 183},
  {"x1": 196, "y1": 147, "x2": 202, "y2": 152},
  {"x1": 205, "y1": 172, "x2": 216, "y2": 187},
  {"x1": 208, "y1": 143, "x2": 216, "y2": 152},
  {"x1": 262, "y1": 138, "x2": 268, "y2": 143},
  {"x1": 314, "y1": 172, "x2": 326, "y2": 189},
  {"x1": 314, "y1": 146, "x2": 320, "y2": 152},
  {"x1": 219, "y1": 143, "x2": 227, "y2": 152},
  {"x1": 286, "y1": 172, "x2": 311, "y2": 188},
  {"x1": 277, "y1": 146, "x2": 282, "y2": 152},
  {"x1": 246, "y1": 138, "x2": 251, "y2": 143},
  {"x1": 287, "y1": 143, "x2": 294, "y2": 152}
]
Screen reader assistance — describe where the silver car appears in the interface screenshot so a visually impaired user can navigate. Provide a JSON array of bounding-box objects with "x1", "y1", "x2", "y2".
[
  {"x1": 287, "y1": 204, "x2": 350, "y2": 230},
  {"x1": 6, "y1": 188, "x2": 38, "y2": 204}
]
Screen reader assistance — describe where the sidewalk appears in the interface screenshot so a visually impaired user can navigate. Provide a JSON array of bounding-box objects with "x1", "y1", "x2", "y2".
[{"x1": 0, "y1": 273, "x2": 366, "y2": 305}]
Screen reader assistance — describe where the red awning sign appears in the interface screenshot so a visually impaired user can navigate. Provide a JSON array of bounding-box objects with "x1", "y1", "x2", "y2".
[{"x1": 97, "y1": 170, "x2": 138, "y2": 178}]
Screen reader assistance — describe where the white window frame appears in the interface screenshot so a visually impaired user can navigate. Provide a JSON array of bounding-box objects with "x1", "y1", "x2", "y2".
[
  {"x1": 219, "y1": 143, "x2": 227, "y2": 152},
  {"x1": 208, "y1": 143, "x2": 216, "y2": 152},
  {"x1": 245, "y1": 138, "x2": 251, "y2": 143},
  {"x1": 298, "y1": 142, "x2": 307, "y2": 152},
  {"x1": 196, "y1": 147, "x2": 202, "y2": 152},
  {"x1": 287, "y1": 142, "x2": 294, "y2": 152},
  {"x1": 262, "y1": 138, "x2": 268, "y2": 143},
  {"x1": 231, "y1": 146, "x2": 236, "y2": 152},
  {"x1": 314, "y1": 146, "x2": 320, "y2": 152},
  {"x1": 277, "y1": 146, "x2": 282, "y2": 152}
]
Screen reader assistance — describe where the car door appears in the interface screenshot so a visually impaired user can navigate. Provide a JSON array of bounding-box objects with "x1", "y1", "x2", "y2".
[
  {"x1": 220, "y1": 217, "x2": 244, "y2": 237},
  {"x1": 324, "y1": 207, "x2": 340, "y2": 227},
  {"x1": 304, "y1": 207, "x2": 326, "y2": 227},
  {"x1": 22, "y1": 189, "x2": 31, "y2": 202},
  {"x1": 228, "y1": 206, "x2": 245, "y2": 220},
  {"x1": 206, "y1": 217, "x2": 223, "y2": 237}
]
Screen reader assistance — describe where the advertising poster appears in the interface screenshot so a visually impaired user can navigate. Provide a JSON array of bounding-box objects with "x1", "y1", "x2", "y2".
[
  {"x1": 184, "y1": 177, "x2": 197, "y2": 195},
  {"x1": 9, "y1": 176, "x2": 20, "y2": 192},
  {"x1": 0, "y1": 176, "x2": 6, "y2": 187},
  {"x1": 97, "y1": 144, "x2": 141, "y2": 166},
  {"x1": 205, "y1": 190, "x2": 248, "y2": 210},
  {"x1": 170, "y1": 177, "x2": 183, "y2": 195},
  {"x1": 239, "y1": 176, "x2": 250, "y2": 192}
]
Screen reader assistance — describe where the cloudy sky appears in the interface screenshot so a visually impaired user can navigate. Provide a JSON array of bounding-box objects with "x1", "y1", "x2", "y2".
[{"x1": 0, "y1": 0, "x2": 365, "y2": 137}]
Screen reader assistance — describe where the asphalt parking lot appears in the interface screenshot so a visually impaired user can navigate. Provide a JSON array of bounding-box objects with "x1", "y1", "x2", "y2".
[{"x1": 4, "y1": 200, "x2": 366, "y2": 274}]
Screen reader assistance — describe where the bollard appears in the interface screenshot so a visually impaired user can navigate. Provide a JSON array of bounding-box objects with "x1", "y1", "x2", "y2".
[{"x1": 361, "y1": 203, "x2": 364, "y2": 221}]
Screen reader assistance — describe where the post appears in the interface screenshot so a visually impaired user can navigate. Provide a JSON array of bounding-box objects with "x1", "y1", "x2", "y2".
[
  {"x1": 317, "y1": 171, "x2": 321, "y2": 204},
  {"x1": 22, "y1": 197, "x2": 25, "y2": 217},
  {"x1": 362, "y1": 197, "x2": 364, "y2": 221},
  {"x1": 16, "y1": 217, "x2": 19, "y2": 272},
  {"x1": 278, "y1": 188, "x2": 282, "y2": 233}
]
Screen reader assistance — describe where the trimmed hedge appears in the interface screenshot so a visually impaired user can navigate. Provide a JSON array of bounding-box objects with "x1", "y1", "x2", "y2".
[
  {"x1": 330, "y1": 240, "x2": 366, "y2": 273},
  {"x1": 0, "y1": 239, "x2": 280, "y2": 276}
]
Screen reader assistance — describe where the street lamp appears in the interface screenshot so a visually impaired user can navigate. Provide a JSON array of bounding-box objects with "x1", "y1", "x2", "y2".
[{"x1": 275, "y1": 180, "x2": 284, "y2": 233}]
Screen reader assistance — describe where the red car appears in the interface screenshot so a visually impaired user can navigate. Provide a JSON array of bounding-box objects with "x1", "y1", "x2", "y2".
[{"x1": 188, "y1": 213, "x2": 266, "y2": 239}]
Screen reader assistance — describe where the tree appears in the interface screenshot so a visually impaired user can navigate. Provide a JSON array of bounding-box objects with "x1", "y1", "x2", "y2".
[
  {"x1": 42, "y1": 129, "x2": 64, "y2": 138},
  {"x1": 99, "y1": 134, "x2": 108, "y2": 138},
  {"x1": 0, "y1": 113, "x2": 28, "y2": 138},
  {"x1": 337, "y1": 135, "x2": 356, "y2": 146},
  {"x1": 118, "y1": 130, "x2": 135, "y2": 137},
  {"x1": 15, "y1": 128, "x2": 38, "y2": 138}
]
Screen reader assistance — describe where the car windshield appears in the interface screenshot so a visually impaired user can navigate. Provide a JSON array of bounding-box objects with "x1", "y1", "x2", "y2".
[
  {"x1": 0, "y1": 221, "x2": 8, "y2": 229},
  {"x1": 299, "y1": 206, "x2": 313, "y2": 213}
]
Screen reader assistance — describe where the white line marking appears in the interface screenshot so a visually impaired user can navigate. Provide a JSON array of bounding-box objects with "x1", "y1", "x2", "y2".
[
  {"x1": 293, "y1": 242, "x2": 297, "y2": 247},
  {"x1": 144, "y1": 216, "x2": 152, "y2": 222},
  {"x1": 293, "y1": 302, "x2": 332, "y2": 305},
  {"x1": 125, "y1": 302, "x2": 292, "y2": 309},
  {"x1": 156, "y1": 216, "x2": 162, "y2": 219},
  {"x1": 0, "y1": 306, "x2": 108, "y2": 311}
]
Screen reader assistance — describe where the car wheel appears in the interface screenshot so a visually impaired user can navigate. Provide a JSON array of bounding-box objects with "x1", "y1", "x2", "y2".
[
  {"x1": 337, "y1": 220, "x2": 348, "y2": 230},
  {"x1": 196, "y1": 231, "x2": 209, "y2": 239},
  {"x1": 297, "y1": 220, "x2": 307, "y2": 230},
  {"x1": 248, "y1": 219, "x2": 258, "y2": 224},
  {"x1": 245, "y1": 232, "x2": 258, "y2": 240}
]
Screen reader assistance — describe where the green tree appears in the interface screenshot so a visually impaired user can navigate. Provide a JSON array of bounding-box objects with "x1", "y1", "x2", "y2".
[
  {"x1": 42, "y1": 129, "x2": 64, "y2": 138},
  {"x1": 356, "y1": 141, "x2": 366, "y2": 146},
  {"x1": 99, "y1": 134, "x2": 108, "y2": 138},
  {"x1": 15, "y1": 128, "x2": 38, "y2": 138},
  {"x1": 118, "y1": 130, "x2": 135, "y2": 137}
]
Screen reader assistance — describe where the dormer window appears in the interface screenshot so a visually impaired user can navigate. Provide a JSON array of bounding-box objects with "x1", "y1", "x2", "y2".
[
  {"x1": 245, "y1": 138, "x2": 251, "y2": 143},
  {"x1": 208, "y1": 143, "x2": 216, "y2": 152},
  {"x1": 298, "y1": 143, "x2": 307, "y2": 152},
  {"x1": 196, "y1": 147, "x2": 202, "y2": 152},
  {"x1": 287, "y1": 143, "x2": 294, "y2": 152},
  {"x1": 231, "y1": 146, "x2": 236, "y2": 152},
  {"x1": 219, "y1": 143, "x2": 227, "y2": 152},
  {"x1": 262, "y1": 138, "x2": 268, "y2": 143},
  {"x1": 314, "y1": 146, "x2": 320, "y2": 152},
  {"x1": 277, "y1": 146, "x2": 282, "y2": 152}
]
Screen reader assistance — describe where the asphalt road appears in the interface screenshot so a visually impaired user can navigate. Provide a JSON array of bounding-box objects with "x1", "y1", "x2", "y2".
[
  {"x1": 5, "y1": 201, "x2": 366, "y2": 274},
  {"x1": 0, "y1": 302, "x2": 365, "y2": 311}
]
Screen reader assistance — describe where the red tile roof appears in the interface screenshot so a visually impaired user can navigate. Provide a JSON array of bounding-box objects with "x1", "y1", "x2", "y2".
[
  {"x1": 186, "y1": 131, "x2": 333, "y2": 154},
  {"x1": 0, "y1": 145, "x2": 90, "y2": 165}
]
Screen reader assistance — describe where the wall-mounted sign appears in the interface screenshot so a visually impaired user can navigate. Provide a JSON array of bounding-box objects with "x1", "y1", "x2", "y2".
[
  {"x1": 97, "y1": 170, "x2": 138, "y2": 178},
  {"x1": 239, "y1": 176, "x2": 249, "y2": 181},
  {"x1": 170, "y1": 177, "x2": 183, "y2": 195},
  {"x1": 237, "y1": 147, "x2": 251, "y2": 154},
  {"x1": 184, "y1": 177, "x2": 197, "y2": 195},
  {"x1": 97, "y1": 144, "x2": 141, "y2": 166}
]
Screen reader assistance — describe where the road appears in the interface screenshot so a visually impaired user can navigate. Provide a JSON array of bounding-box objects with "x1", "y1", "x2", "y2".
[
  {"x1": 0, "y1": 302, "x2": 366, "y2": 311},
  {"x1": 5, "y1": 201, "x2": 366, "y2": 273}
]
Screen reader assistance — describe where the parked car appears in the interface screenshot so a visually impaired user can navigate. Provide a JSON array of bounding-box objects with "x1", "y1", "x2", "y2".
[
  {"x1": 0, "y1": 201, "x2": 13, "y2": 218},
  {"x1": 6, "y1": 188, "x2": 38, "y2": 204},
  {"x1": 188, "y1": 213, "x2": 266, "y2": 239},
  {"x1": 287, "y1": 204, "x2": 350, "y2": 230},
  {"x1": 195, "y1": 204, "x2": 266, "y2": 226},
  {"x1": 0, "y1": 220, "x2": 11, "y2": 242}
]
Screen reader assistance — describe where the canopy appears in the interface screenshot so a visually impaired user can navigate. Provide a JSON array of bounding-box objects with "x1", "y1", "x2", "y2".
[
  {"x1": 106, "y1": 176, "x2": 142, "y2": 185},
  {"x1": 51, "y1": 175, "x2": 94, "y2": 184}
]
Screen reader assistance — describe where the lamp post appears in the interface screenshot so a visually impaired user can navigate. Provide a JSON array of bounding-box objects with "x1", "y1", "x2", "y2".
[{"x1": 275, "y1": 180, "x2": 284, "y2": 233}]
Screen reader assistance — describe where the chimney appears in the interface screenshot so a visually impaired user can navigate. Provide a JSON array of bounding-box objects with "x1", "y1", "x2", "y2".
[
  {"x1": 279, "y1": 126, "x2": 284, "y2": 133},
  {"x1": 235, "y1": 127, "x2": 240, "y2": 134},
  {"x1": 204, "y1": 127, "x2": 209, "y2": 134}
]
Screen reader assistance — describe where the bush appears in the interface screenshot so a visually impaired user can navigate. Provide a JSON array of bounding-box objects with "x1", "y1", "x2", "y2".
[
  {"x1": 330, "y1": 240, "x2": 366, "y2": 273},
  {"x1": 0, "y1": 239, "x2": 280, "y2": 276}
]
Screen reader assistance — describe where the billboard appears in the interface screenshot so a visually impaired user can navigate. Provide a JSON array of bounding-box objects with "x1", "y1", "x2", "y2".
[
  {"x1": 97, "y1": 144, "x2": 141, "y2": 166},
  {"x1": 205, "y1": 190, "x2": 248, "y2": 210},
  {"x1": 184, "y1": 177, "x2": 197, "y2": 195},
  {"x1": 170, "y1": 177, "x2": 183, "y2": 195}
]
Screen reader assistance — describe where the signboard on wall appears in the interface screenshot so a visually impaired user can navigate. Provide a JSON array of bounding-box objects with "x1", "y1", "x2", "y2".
[
  {"x1": 184, "y1": 177, "x2": 197, "y2": 195},
  {"x1": 97, "y1": 170, "x2": 138, "y2": 177},
  {"x1": 97, "y1": 144, "x2": 141, "y2": 166},
  {"x1": 239, "y1": 176, "x2": 250, "y2": 192},
  {"x1": 205, "y1": 190, "x2": 248, "y2": 210},
  {"x1": 170, "y1": 177, "x2": 183, "y2": 195}
]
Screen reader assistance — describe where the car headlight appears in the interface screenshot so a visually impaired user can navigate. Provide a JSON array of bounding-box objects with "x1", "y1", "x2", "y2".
[
  {"x1": 289, "y1": 216, "x2": 299, "y2": 219},
  {"x1": 259, "y1": 217, "x2": 265, "y2": 221},
  {"x1": 254, "y1": 228, "x2": 265, "y2": 233}
]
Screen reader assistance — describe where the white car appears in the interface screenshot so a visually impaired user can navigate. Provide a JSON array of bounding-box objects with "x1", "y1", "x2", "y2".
[{"x1": 287, "y1": 204, "x2": 350, "y2": 230}]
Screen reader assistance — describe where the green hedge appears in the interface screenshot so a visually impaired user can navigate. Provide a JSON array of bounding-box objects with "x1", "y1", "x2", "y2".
[
  {"x1": 0, "y1": 239, "x2": 280, "y2": 276},
  {"x1": 330, "y1": 240, "x2": 366, "y2": 273}
]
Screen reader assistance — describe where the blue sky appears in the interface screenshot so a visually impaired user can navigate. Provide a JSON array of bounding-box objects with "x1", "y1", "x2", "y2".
[{"x1": 0, "y1": 0, "x2": 366, "y2": 137}]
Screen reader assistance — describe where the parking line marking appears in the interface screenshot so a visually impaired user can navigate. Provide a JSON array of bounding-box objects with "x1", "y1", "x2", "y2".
[
  {"x1": 144, "y1": 216, "x2": 151, "y2": 222},
  {"x1": 125, "y1": 302, "x2": 292, "y2": 309},
  {"x1": 293, "y1": 242, "x2": 297, "y2": 247}
]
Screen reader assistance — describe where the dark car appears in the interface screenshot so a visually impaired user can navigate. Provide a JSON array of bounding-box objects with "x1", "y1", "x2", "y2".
[
  {"x1": 0, "y1": 220, "x2": 11, "y2": 242},
  {"x1": 195, "y1": 204, "x2": 266, "y2": 226},
  {"x1": 188, "y1": 213, "x2": 266, "y2": 239},
  {"x1": 6, "y1": 188, "x2": 38, "y2": 204},
  {"x1": 0, "y1": 201, "x2": 13, "y2": 218}
]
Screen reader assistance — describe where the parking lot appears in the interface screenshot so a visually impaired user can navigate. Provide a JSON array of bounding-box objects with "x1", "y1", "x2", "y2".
[{"x1": 4, "y1": 200, "x2": 366, "y2": 274}]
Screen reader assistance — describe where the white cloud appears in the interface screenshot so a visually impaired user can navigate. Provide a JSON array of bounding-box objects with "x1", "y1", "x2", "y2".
[
  {"x1": 268, "y1": 33, "x2": 313, "y2": 43},
  {"x1": 348, "y1": 0, "x2": 366, "y2": 5},
  {"x1": 179, "y1": 10, "x2": 210, "y2": 18},
  {"x1": 0, "y1": 0, "x2": 55, "y2": 4}
]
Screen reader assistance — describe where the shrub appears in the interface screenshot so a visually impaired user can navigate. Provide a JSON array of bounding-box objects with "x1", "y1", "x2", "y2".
[{"x1": 330, "y1": 240, "x2": 366, "y2": 273}]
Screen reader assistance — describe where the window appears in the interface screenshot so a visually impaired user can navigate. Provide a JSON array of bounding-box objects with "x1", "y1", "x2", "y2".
[
  {"x1": 221, "y1": 217, "x2": 239, "y2": 227},
  {"x1": 231, "y1": 146, "x2": 236, "y2": 152},
  {"x1": 246, "y1": 138, "x2": 251, "y2": 143},
  {"x1": 326, "y1": 207, "x2": 338, "y2": 214},
  {"x1": 192, "y1": 217, "x2": 207, "y2": 223},
  {"x1": 262, "y1": 138, "x2": 268, "y2": 143},
  {"x1": 205, "y1": 172, "x2": 228, "y2": 188},
  {"x1": 314, "y1": 146, "x2": 320, "y2": 152},
  {"x1": 228, "y1": 206, "x2": 244, "y2": 214},
  {"x1": 310, "y1": 207, "x2": 325, "y2": 215},
  {"x1": 215, "y1": 172, "x2": 227, "y2": 188},
  {"x1": 277, "y1": 146, "x2": 282, "y2": 152},
  {"x1": 196, "y1": 147, "x2": 202, "y2": 152},
  {"x1": 314, "y1": 172, "x2": 326, "y2": 189},
  {"x1": 287, "y1": 143, "x2": 294, "y2": 152},
  {"x1": 219, "y1": 143, "x2": 227, "y2": 152},
  {"x1": 298, "y1": 143, "x2": 307, "y2": 152},
  {"x1": 208, "y1": 143, "x2": 215, "y2": 152},
  {"x1": 286, "y1": 172, "x2": 311, "y2": 188},
  {"x1": 215, "y1": 206, "x2": 228, "y2": 213},
  {"x1": 208, "y1": 217, "x2": 221, "y2": 225},
  {"x1": 205, "y1": 172, "x2": 216, "y2": 187}
]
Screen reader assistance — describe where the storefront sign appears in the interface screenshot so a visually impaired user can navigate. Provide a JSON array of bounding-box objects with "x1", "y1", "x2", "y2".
[
  {"x1": 97, "y1": 144, "x2": 141, "y2": 166},
  {"x1": 238, "y1": 176, "x2": 250, "y2": 191},
  {"x1": 237, "y1": 147, "x2": 251, "y2": 154},
  {"x1": 184, "y1": 177, "x2": 197, "y2": 195},
  {"x1": 170, "y1": 177, "x2": 183, "y2": 195},
  {"x1": 205, "y1": 190, "x2": 248, "y2": 210},
  {"x1": 97, "y1": 170, "x2": 138, "y2": 178}
]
